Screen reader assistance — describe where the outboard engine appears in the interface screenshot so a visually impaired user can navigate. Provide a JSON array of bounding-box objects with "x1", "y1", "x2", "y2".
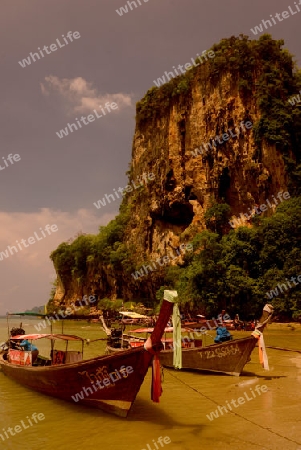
[
  {"x1": 108, "y1": 328, "x2": 123, "y2": 348},
  {"x1": 0, "y1": 342, "x2": 9, "y2": 352},
  {"x1": 10, "y1": 327, "x2": 25, "y2": 337},
  {"x1": 0, "y1": 326, "x2": 25, "y2": 358},
  {"x1": 8, "y1": 327, "x2": 25, "y2": 350}
]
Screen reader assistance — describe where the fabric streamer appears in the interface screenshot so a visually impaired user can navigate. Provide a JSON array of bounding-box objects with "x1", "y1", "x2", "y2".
[
  {"x1": 252, "y1": 330, "x2": 269, "y2": 370},
  {"x1": 172, "y1": 302, "x2": 182, "y2": 369},
  {"x1": 259, "y1": 333, "x2": 269, "y2": 370},
  {"x1": 163, "y1": 290, "x2": 178, "y2": 302}
]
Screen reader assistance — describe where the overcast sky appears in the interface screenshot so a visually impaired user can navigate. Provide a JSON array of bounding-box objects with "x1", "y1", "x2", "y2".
[{"x1": 0, "y1": 0, "x2": 300, "y2": 314}]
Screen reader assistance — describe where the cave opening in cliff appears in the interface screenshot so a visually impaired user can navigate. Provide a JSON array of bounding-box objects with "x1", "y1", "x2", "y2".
[
  {"x1": 185, "y1": 186, "x2": 198, "y2": 201},
  {"x1": 151, "y1": 201, "x2": 194, "y2": 226},
  {"x1": 178, "y1": 117, "x2": 186, "y2": 160},
  {"x1": 218, "y1": 167, "x2": 231, "y2": 199},
  {"x1": 165, "y1": 169, "x2": 176, "y2": 191}
]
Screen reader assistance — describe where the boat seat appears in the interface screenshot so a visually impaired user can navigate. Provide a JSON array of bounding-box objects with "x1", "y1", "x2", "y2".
[
  {"x1": 9, "y1": 350, "x2": 32, "y2": 366},
  {"x1": 65, "y1": 351, "x2": 83, "y2": 363},
  {"x1": 52, "y1": 350, "x2": 66, "y2": 365},
  {"x1": 33, "y1": 355, "x2": 52, "y2": 366},
  {"x1": 50, "y1": 350, "x2": 82, "y2": 365}
]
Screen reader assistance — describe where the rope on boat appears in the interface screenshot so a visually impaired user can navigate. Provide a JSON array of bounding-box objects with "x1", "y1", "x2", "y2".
[
  {"x1": 164, "y1": 369, "x2": 301, "y2": 448},
  {"x1": 85, "y1": 338, "x2": 108, "y2": 344},
  {"x1": 266, "y1": 346, "x2": 301, "y2": 354}
]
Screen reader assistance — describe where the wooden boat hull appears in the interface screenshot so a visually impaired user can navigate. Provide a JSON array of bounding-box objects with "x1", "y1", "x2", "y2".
[
  {"x1": 0, "y1": 295, "x2": 177, "y2": 417},
  {"x1": 159, "y1": 336, "x2": 257, "y2": 376},
  {"x1": 0, "y1": 347, "x2": 153, "y2": 417}
]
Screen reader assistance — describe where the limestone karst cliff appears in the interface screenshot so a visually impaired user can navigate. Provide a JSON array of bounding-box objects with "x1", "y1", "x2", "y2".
[{"x1": 49, "y1": 34, "x2": 301, "y2": 314}]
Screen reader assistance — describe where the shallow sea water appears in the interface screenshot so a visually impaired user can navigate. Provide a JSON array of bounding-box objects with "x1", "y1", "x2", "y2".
[{"x1": 0, "y1": 319, "x2": 301, "y2": 450}]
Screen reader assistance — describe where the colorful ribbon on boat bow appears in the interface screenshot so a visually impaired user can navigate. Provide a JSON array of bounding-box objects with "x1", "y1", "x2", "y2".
[
  {"x1": 144, "y1": 339, "x2": 163, "y2": 402},
  {"x1": 151, "y1": 354, "x2": 162, "y2": 402},
  {"x1": 252, "y1": 330, "x2": 269, "y2": 370},
  {"x1": 172, "y1": 303, "x2": 182, "y2": 369}
]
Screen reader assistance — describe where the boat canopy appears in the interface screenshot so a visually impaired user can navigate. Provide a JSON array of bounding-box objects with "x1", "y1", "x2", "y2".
[
  {"x1": 119, "y1": 311, "x2": 149, "y2": 319},
  {"x1": 7, "y1": 312, "x2": 47, "y2": 317},
  {"x1": 131, "y1": 327, "x2": 191, "y2": 333},
  {"x1": 11, "y1": 334, "x2": 84, "y2": 342}
]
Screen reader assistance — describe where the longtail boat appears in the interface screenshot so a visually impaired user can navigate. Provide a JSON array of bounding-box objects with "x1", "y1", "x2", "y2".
[
  {"x1": 158, "y1": 304, "x2": 274, "y2": 376},
  {"x1": 0, "y1": 291, "x2": 178, "y2": 417}
]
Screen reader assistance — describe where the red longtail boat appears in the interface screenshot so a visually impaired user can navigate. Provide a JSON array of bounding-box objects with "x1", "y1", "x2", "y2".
[{"x1": 0, "y1": 291, "x2": 178, "y2": 417}]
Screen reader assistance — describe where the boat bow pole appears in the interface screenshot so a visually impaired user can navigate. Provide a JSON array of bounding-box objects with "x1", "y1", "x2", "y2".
[{"x1": 144, "y1": 290, "x2": 179, "y2": 402}]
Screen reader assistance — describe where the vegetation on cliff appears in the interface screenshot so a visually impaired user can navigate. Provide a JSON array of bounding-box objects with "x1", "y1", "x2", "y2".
[
  {"x1": 158, "y1": 197, "x2": 301, "y2": 320},
  {"x1": 50, "y1": 203, "x2": 134, "y2": 288}
]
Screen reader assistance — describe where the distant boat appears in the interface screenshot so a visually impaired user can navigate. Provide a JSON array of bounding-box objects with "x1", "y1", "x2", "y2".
[
  {"x1": 0, "y1": 291, "x2": 179, "y2": 417},
  {"x1": 100, "y1": 315, "x2": 147, "y2": 354}
]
